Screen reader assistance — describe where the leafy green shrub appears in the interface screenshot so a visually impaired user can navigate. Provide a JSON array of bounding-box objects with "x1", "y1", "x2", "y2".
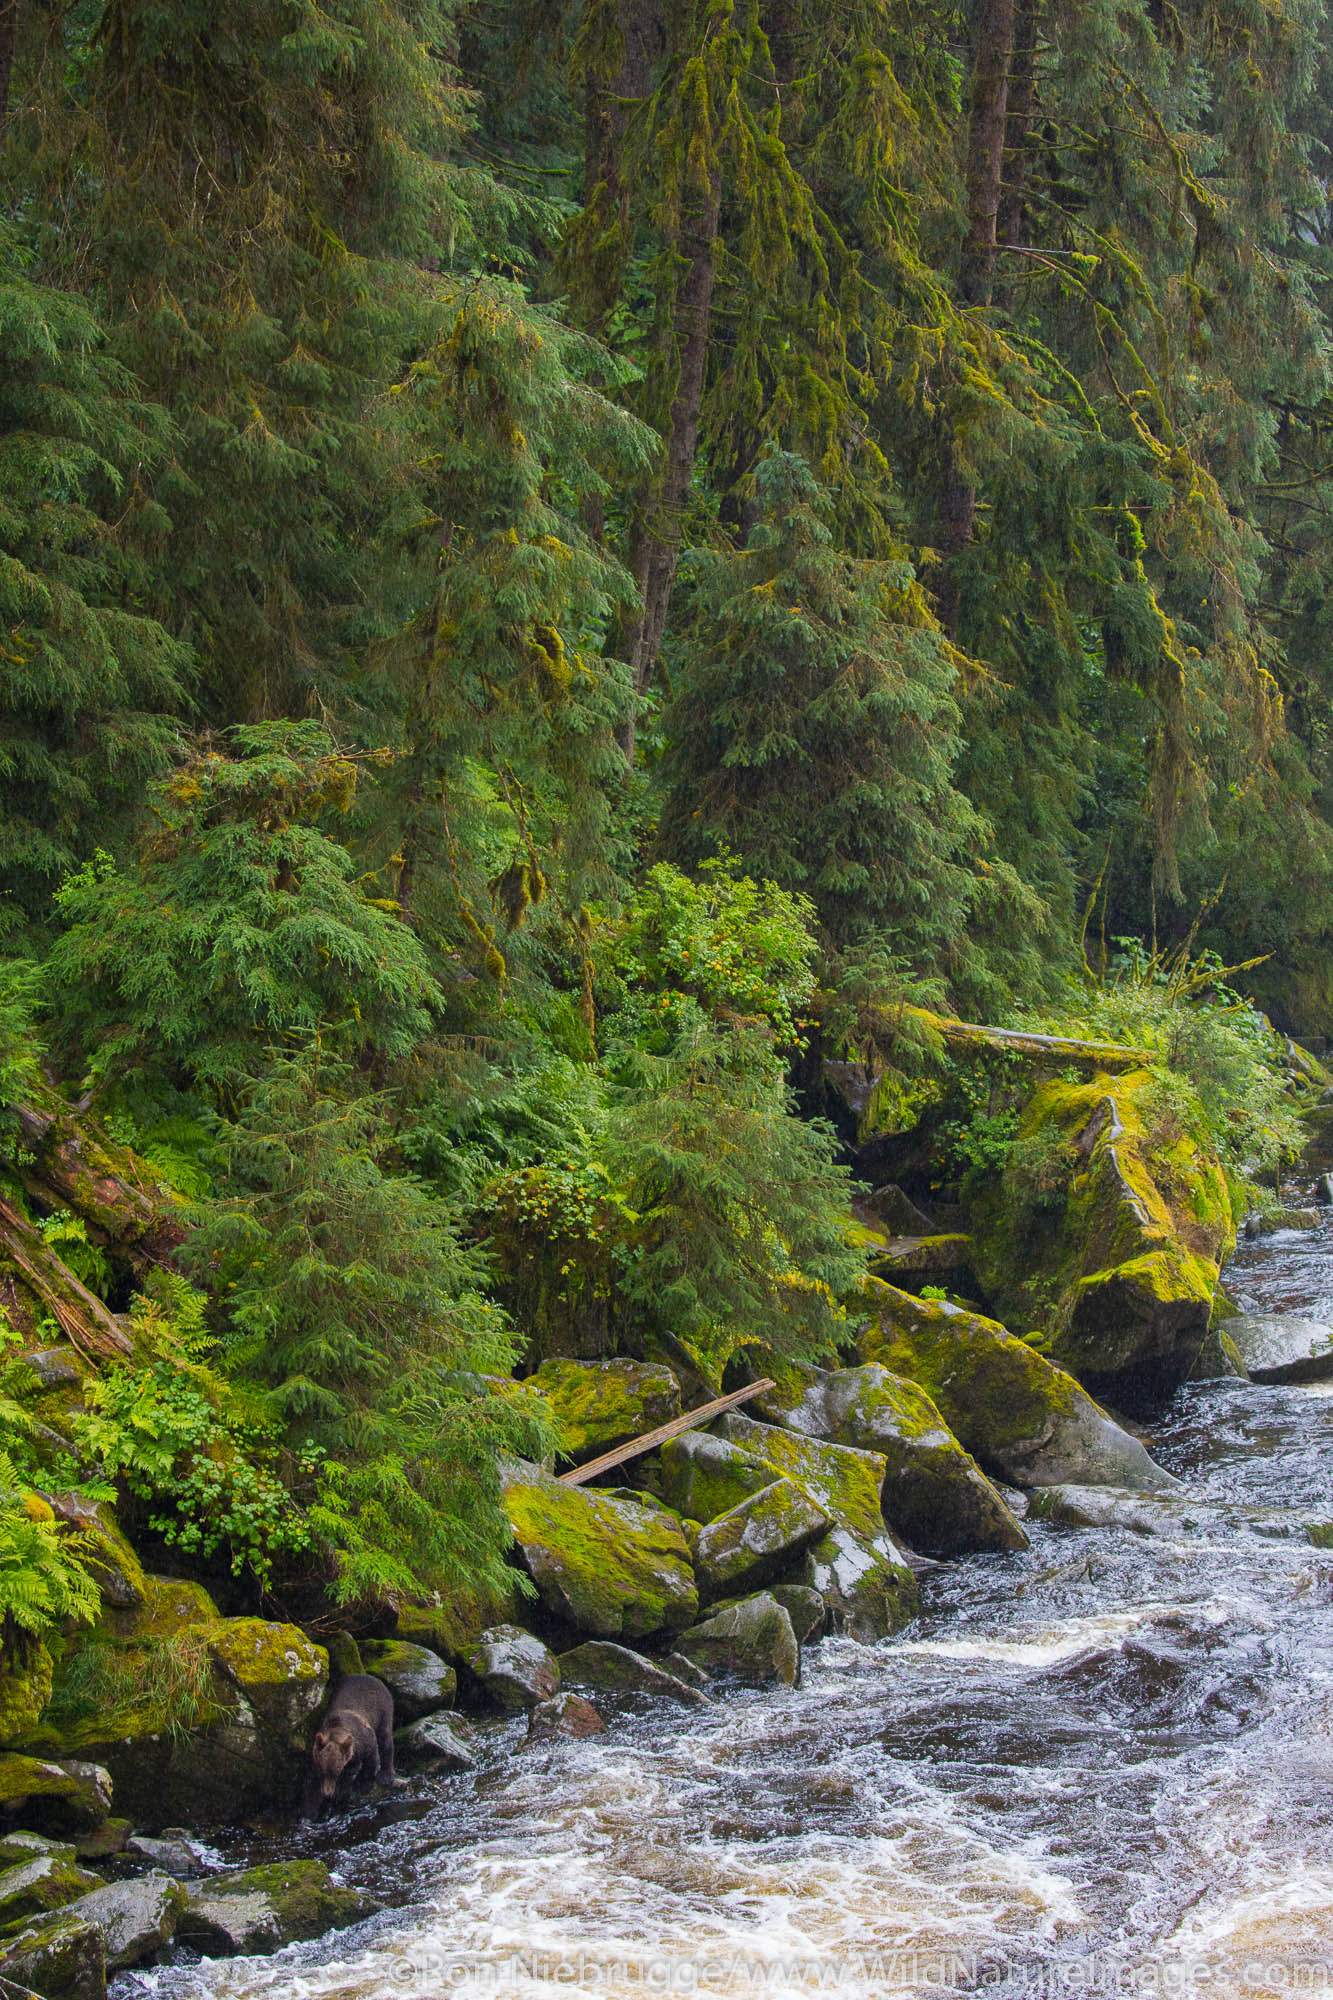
[{"x1": 74, "y1": 1275, "x2": 314, "y2": 1589}]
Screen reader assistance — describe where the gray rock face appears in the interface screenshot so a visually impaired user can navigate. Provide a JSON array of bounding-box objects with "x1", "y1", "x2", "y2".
[
  {"x1": 0, "y1": 1908, "x2": 106, "y2": 2000},
  {"x1": 127, "y1": 1831, "x2": 213, "y2": 1878},
  {"x1": 463, "y1": 1624, "x2": 560, "y2": 1712},
  {"x1": 862, "y1": 1184, "x2": 936, "y2": 1235},
  {"x1": 524, "y1": 1693, "x2": 605, "y2": 1745},
  {"x1": 675, "y1": 1594, "x2": 800, "y2": 1687},
  {"x1": 558, "y1": 1640, "x2": 708, "y2": 1708},
  {"x1": 395, "y1": 1713, "x2": 478, "y2": 1772},
  {"x1": 1217, "y1": 1313, "x2": 1333, "y2": 1383},
  {"x1": 177, "y1": 1861, "x2": 378, "y2": 1958},
  {"x1": 768, "y1": 1584, "x2": 826, "y2": 1643},
  {"x1": 502, "y1": 1466, "x2": 698, "y2": 1640},
  {"x1": 1027, "y1": 1484, "x2": 1208, "y2": 1535},
  {"x1": 799, "y1": 1527, "x2": 919, "y2": 1643},
  {"x1": 1188, "y1": 1322, "x2": 1249, "y2": 1381},
  {"x1": 358, "y1": 1641, "x2": 457, "y2": 1722},
  {"x1": 693, "y1": 1478, "x2": 831, "y2": 1602},
  {"x1": 0, "y1": 1853, "x2": 103, "y2": 1927},
  {"x1": 67, "y1": 1873, "x2": 186, "y2": 1971},
  {"x1": 762, "y1": 1362, "x2": 1028, "y2": 1556}
]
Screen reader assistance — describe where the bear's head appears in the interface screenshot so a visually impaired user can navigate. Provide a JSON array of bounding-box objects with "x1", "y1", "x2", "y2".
[{"x1": 310, "y1": 1724, "x2": 356, "y2": 1805}]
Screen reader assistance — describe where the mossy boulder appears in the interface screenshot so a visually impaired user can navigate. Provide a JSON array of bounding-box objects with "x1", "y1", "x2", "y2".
[
  {"x1": 0, "y1": 1756, "x2": 112, "y2": 1834},
  {"x1": 0, "y1": 1852, "x2": 103, "y2": 1926},
  {"x1": 693, "y1": 1479, "x2": 831, "y2": 1603},
  {"x1": 66, "y1": 1874, "x2": 186, "y2": 1972},
  {"x1": 203, "y1": 1618, "x2": 328, "y2": 1746},
  {"x1": 860, "y1": 1280, "x2": 1170, "y2": 1491},
  {"x1": 44, "y1": 1501, "x2": 144, "y2": 1612},
  {"x1": 869, "y1": 1234, "x2": 973, "y2": 1281},
  {"x1": 97, "y1": 1576, "x2": 218, "y2": 1645},
  {"x1": 0, "y1": 1646, "x2": 54, "y2": 1746},
  {"x1": 557, "y1": 1641, "x2": 708, "y2": 1710},
  {"x1": 760, "y1": 1363, "x2": 1027, "y2": 1557},
  {"x1": 25, "y1": 1618, "x2": 327, "y2": 1826},
  {"x1": 177, "y1": 1861, "x2": 378, "y2": 1958},
  {"x1": 970, "y1": 1070, "x2": 1233, "y2": 1408},
  {"x1": 675, "y1": 1594, "x2": 800, "y2": 1688},
  {"x1": 0, "y1": 1908, "x2": 105, "y2": 2000},
  {"x1": 502, "y1": 1464, "x2": 698, "y2": 1639},
  {"x1": 713, "y1": 1412, "x2": 889, "y2": 1542},
  {"x1": 1188, "y1": 1323, "x2": 1249, "y2": 1382},
  {"x1": 658, "y1": 1431, "x2": 774, "y2": 1523},
  {"x1": 799, "y1": 1528, "x2": 919, "y2": 1642},
  {"x1": 357, "y1": 1641, "x2": 456, "y2": 1722},
  {"x1": 0, "y1": 1833, "x2": 76, "y2": 1868},
  {"x1": 530, "y1": 1359, "x2": 681, "y2": 1463},
  {"x1": 461, "y1": 1624, "x2": 560, "y2": 1712}
]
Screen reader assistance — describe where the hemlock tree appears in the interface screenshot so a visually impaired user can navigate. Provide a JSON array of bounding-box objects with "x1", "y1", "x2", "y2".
[{"x1": 660, "y1": 451, "x2": 981, "y2": 964}]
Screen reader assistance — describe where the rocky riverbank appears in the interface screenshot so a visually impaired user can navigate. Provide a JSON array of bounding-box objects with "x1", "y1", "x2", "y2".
[{"x1": 0, "y1": 1022, "x2": 1325, "y2": 1998}]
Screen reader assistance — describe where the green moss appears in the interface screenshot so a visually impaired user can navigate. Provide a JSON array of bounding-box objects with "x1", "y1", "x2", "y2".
[
  {"x1": 503, "y1": 1467, "x2": 697, "y2": 1639},
  {"x1": 693, "y1": 1478, "x2": 830, "y2": 1601},
  {"x1": 97, "y1": 1574, "x2": 218, "y2": 1644},
  {"x1": 0, "y1": 1854, "x2": 102, "y2": 1929},
  {"x1": 0, "y1": 1646, "x2": 53, "y2": 1747},
  {"x1": 658, "y1": 1431, "x2": 773, "y2": 1523},
  {"x1": 870, "y1": 1234, "x2": 972, "y2": 1278},
  {"x1": 0, "y1": 1754, "x2": 106, "y2": 1813},
  {"x1": 715, "y1": 1412, "x2": 888, "y2": 1540},
  {"x1": 530, "y1": 1359, "x2": 680, "y2": 1460}
]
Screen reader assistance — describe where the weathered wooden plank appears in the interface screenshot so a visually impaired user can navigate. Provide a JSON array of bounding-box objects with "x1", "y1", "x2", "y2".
[{"x1": 556, "y1": 1379, "x2": 777, "y2": 1487}]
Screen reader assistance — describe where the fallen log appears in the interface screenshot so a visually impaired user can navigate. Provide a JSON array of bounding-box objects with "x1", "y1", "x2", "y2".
[
  {"x1": 15, "y1": 1083, "x2": 185, "y2": 1273},
  {"x1": 911, "y1": 1009, "x2": 1154, "y2": 1072},
  {"x1": 0, "y1": 1194, "x2": 132, "y2": 1362},
  {"x1": 556, "y1": 1379, "x2": 777, "y2": 1487}
]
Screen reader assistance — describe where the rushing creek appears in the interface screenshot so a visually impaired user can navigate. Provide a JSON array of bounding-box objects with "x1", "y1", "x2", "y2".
[{"x1": 124, "y1": 1203, "x2": 1333, "y2": 2000}]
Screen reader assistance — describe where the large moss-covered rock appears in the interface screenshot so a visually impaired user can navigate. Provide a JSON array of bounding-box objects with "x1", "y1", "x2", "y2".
[
  {"x1": 530, "y1": 1359, "x2": 681, "y2": 1463},
  {"x1": 799, "y1": 1528, "x2": 918, "y2": 1642},
  {"x1": 503, "y1": 1465, "x2": 697, "y2": 1639},
  {"x1": 0, "y1": 1852, "x2": 102, "y2": 1926},
  {"x1": 675, "y1": 1594, "x2": 800, "y2": 1687},
  {"x1": 461, "y1": 1624, "x2": 560, "y2": 1712},
  {"x1": 44, "y1": 1500, "x2": 145, "y2": 1612},
  {"x1": 24, "y1": 1618, "x2": 327, "y2": 1826},
  {"x1": 203, "y1": 1619, "x2": 328, "y2": 1746},
  {"x1": 713, "y1": 1412, "x2": 889, "y2": 1542},
  {"x1": 970, "y1": 1070, "x2": 1233, "y2": 1407},
  {"x1": 66, "y1": 1874, "x2": 186, "y2": 1972},
  {"x1": 558, "y1": 1641, "x2": 708, "y2": 1709},
  {"x1": 760, "y1": 1363, "x2": 1027, "y2": 1557},
  {"x1": 0, "y1": 1908, "x2": 105, "y2": 2000},
  {"x1": 693, "y1": 1479, "x2": 830, "y2": 1603},
  {"x1": 392, "y1": 1577, "x2": 520, "y2": 1663},
  {"x1": 658, "y1": 1431, "x2": 773, "y2": 1523},
  {"x1": 859, "y1": 1280, "x2": 1169, "y2": 1491},
  {"x1": 869, "y1": 1234, "x2": 973, "y2": 1281},
  {"x1": 177, "y1": 1861, "x2": 377, "y2": 1958},
  {"x1": 0, "y1": 1756, "x2": 112, "y2": 1833},
  {"x1": 357, "y1": 1641, "x2": 456, "y2": 1722}
]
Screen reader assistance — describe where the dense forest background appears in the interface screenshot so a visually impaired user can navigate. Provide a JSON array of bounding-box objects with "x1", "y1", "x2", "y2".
[{"x1": 3, "y1": 0, "x2": 1333, "y2": 1614}]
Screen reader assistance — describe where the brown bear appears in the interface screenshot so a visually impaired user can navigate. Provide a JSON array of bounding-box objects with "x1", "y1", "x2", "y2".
[{"x1": 303, "y1": 1673, "x2": 404, "y2": 1819}]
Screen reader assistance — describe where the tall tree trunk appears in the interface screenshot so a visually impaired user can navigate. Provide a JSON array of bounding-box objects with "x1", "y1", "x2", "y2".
[
  {"x1": 618, "y1": 161, "x2": 721, "y2": 764},
  {"x1": 937, "y1": 0, "x2": 1017, "y2": 638},
  {"x1": 960, "y1": 0, "x2": 1016, "y2": 308},
  {"x1": 995, "y1": 0, "x2": 1039, "y2": 310},
  {"x1": 0, "y1": 0, "x2": 19, "y2": 137}
]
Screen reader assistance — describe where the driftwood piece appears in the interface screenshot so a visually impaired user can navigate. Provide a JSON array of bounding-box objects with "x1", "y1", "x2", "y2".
[
  {"x1": 0, "y1": 1194, "x2": 132, "y2": 1361},
  {"x1": 556, "y1": 1379, "x2": 777, "y2": 1487}
]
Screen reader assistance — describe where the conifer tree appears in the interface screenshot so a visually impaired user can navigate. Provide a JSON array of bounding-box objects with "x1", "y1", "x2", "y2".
[{"x1": 660, "y1": 450, "x2": 981, "y2": 963}]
